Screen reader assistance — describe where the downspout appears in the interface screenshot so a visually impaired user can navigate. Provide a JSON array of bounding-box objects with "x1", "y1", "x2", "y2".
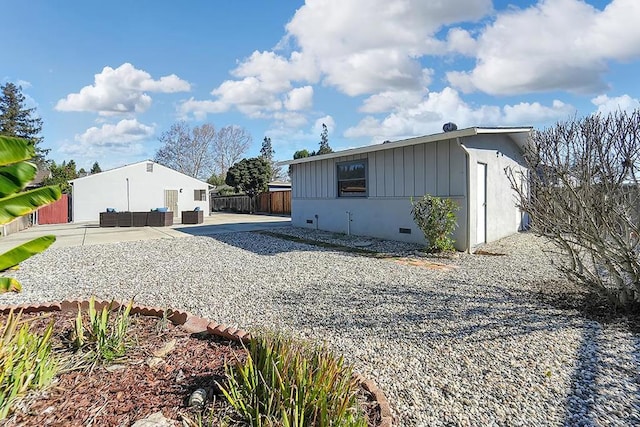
[{"x1": 455, "y1": 137, "x2": 472, "y2": 253}]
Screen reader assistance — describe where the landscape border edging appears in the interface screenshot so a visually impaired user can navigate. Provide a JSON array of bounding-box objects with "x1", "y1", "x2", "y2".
[{"x1": 0, "y1": 300, "x2": 394, "y2": 427}]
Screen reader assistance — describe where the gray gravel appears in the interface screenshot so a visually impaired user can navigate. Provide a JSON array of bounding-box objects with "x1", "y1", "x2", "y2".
[{"x1": 1, "y1": 228, "x2": 639, "y2": 426}]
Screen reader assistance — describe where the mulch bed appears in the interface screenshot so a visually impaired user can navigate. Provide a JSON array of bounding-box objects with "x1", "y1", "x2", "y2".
[{"x1": 2, "y1": 310, "x2": 381, "y2": 426}]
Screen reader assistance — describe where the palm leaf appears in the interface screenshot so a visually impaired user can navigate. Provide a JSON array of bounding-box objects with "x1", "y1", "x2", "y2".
[
  {"x1": 0, "y1": 136, "x2": 35, "y2": 167},
  {"x1": 0, "y1": 162, "x2": 38, "y2": 198},
  {"x1": 0, "y1": 235, "x2": 56, "y2": 271},
  {"x1": 0, "y1": 186, "x2": 61, "y2": 225},
  {"x1": 0, "y1": 277, "x2": 21, "y2": 293}
]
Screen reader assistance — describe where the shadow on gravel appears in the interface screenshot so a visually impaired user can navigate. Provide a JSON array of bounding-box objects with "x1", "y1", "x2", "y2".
[
  {"x1": 272, "y1": 277, "x2": 640, "y2": 425},
  {"x1": 273, "y1": 279, "x2": 589, "y2": 343},
  {"x1": 198, "y1": 230, "x2": 383, "y2": 257},
  {"x1": 174, "y1": 221, "x2": 290, "y2": 237}
]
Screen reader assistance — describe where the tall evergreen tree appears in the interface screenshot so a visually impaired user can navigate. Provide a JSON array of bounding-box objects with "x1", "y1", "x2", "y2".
[
  {"x1": 0, "y1": 83, "x2": 48, "y2": 160},
  {"x1": 42, "y1": 160, "x2": 78, "y2": 194},
  {"x1": 90, "y1": 161, "x2": 102, "y2": 174},
  {"x1": 260, "y1": 136, "x2": 282, "y2": 181},
  {"x1": 260, "y1": 136, "x2": 274, "y2": 160},
  {"x1": 317, "y1": 123, "x2": 333, "y2": 155}
]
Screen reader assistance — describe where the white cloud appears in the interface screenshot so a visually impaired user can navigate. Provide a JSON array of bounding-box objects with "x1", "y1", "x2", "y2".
[
  {"x1": 360, "y1": 90, "x2": 426, "y2": 114},
  {"x1": 183, "y1": 0, "x2": 492, "y2": 120},
  {"x1": 284, "y1": 86, "x2": 313, "y2": 111},
  {"x1": 314, "y1": 115, "x2": 335, "y2": 134},
  {"x1": 445, "y1": 28, "x2": 477, "y2": 56},
  {"x1": 285, "y1": 0, "x2": 491, "y2": 96},
  {"x1": 447, "y1": 0, "x2": 640, "y2": 95},
  {"x1": 56, "y1": 63, "x2": 191, "y2": 115},
  {"x1": 16, "y1": 79, "x2": 32, "y2": 89},
  {"x1": 591, "y1": 94, "x2": 640, "y2": 114},
  {"x1": 212, "y1": 77, "x2": 283, "y2": 114},
  {"x1": 345, "y1": 87, "x2": 574, "y2": 140},
  {"x1": 178, "y1": 97, "x2": 228, "y2": 120},
  {"x1": 273, "y1": 111, "x2": 309, "y2": 129},
  {"x1": 75, "y1": 119, "x2": 155, "y2": 146}
]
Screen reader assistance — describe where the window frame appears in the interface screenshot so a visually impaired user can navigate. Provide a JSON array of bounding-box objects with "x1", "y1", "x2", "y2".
[
  {"x1": 336, "y1": 159, "x2": 368, "y2": 198},
  {"x1": 194, "y1": 189, "x2": 207, "y2": 201}
]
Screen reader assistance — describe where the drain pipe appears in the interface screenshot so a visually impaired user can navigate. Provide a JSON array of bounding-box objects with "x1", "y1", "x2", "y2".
[
  {"x1": 314, "y1": 214, "x2": 319, "y2": 230},
  {"x1": 455, "y1": 137, "x2": 471, "y2": 253},
  {"x1": 346, "y1": 211, "x2": 352, "y2": 235}
]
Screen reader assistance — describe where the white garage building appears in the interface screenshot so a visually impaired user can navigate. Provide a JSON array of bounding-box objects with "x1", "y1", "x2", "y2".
[
  {"x1": 282, "y1": 126, "x2": 531, "y2": 251},
  {"x1": 70, "y1": 160, "x2": 210, "y2": 223}
]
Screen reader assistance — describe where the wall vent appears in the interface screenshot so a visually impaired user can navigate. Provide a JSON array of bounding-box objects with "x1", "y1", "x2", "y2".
[
  {"x1": 399, "y1": 228, "x2": 412, "y2": 234},
  {"x1": 146, "y1": 163, "x2": 153, "y2": 172},
  {"x1": 306, "y1": 219, "x2": 314, "y2": 224}
]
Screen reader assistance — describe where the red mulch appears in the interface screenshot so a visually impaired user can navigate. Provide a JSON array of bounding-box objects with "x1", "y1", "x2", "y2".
[{"x1": 2, "y1": 310, "x2": 381, "y2": 426}]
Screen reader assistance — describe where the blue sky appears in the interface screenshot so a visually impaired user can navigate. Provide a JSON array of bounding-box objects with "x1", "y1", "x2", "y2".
[{"x1": 3, "y1": 0, "x2": 639, "y2": 172}]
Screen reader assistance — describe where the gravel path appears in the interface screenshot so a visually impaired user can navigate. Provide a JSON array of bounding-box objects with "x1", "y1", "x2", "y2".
[{"x1": 1, "y1": 228, "x2": 639, "y2": 426}]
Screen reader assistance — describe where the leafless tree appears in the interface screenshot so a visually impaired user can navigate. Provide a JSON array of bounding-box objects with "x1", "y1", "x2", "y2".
[
  {"x1": 154, "y1": 122, "x2": 215, "y2": 180},
  {"x1": 212, "y1": 125, "x2": 251, "y2": 177},
  {"x1": 508, "y1": 110, "x2": 640, "y2": 311}
]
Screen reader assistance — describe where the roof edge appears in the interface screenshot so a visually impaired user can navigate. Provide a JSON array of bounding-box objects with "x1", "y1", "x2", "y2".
[{"x1": 279, "y1": 126, "x2": 532, "y2": 165}]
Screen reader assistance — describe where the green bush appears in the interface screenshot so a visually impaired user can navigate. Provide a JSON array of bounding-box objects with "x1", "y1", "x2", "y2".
[
  {"x1": 411, "y1": 194, "x2": 459, "y2": 252},
  {"x1": 219, "y1": 334, "x2": 367, "y2": 426}
]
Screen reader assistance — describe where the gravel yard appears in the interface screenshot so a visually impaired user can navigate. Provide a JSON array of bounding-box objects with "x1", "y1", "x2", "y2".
[{"x1": 1, "y1": 228, "x2": 639, "y2": 426}]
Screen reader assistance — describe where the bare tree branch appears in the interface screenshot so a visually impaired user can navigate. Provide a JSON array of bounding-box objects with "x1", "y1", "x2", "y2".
[
  {"x1": 212, "y1": 125, "x2": 251, "y2": 177},
  {"x1": 154, "y1": 121, "x2": 215, "y2": 180},
  {"x1": 508, "y1": 109, "x2": 640, "y2": 311}
]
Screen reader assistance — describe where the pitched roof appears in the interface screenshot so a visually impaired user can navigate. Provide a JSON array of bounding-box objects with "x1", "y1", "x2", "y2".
[
  {"x1": 69, "y1": 160, "x2": 212, "y2": 187},
  {"x1": 279, "y1": 126, "x2": 532, "y2": 165}
]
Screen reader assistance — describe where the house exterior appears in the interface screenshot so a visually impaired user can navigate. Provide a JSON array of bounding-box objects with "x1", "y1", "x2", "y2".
[
  {"x1": 268, "y1": 181, "x2": 292, "y2": 192},
  {"x1": 70, "y1": 160, "x2": 210, "y2": 223},
  {"x1": 281, "y1": 126, "x2": 531, "y2": 251}
]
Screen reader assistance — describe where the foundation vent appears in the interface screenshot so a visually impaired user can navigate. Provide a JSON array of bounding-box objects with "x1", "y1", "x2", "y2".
[{"x1": 399, "y1": 228, "x2": 412, "y2": 234}]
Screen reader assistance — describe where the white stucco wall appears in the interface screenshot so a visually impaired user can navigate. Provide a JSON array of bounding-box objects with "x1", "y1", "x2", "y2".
[
  {"x1": 461, "y1": 134, "x2": 528, "y2": 247},
  {"x1": 71, "y1": 161, "x2": 210, "y2": 222}
]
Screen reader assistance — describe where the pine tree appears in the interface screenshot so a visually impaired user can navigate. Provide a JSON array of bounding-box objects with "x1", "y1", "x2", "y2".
[
  {"x1": 260, "y1": 136, "x2": 283, "y2": 181},
  {"x1": 317, "y1": 123, "x2": 333, "y2": 155},
  {"x1": 90, "y1": 161, "x2": 102, "y2": 174},
  {"x1": 0, "y1": 83, "x2": 48, "y2": 160},
  {"x1": 260, "y1": 136, "x2": 275, "y2": 160}
]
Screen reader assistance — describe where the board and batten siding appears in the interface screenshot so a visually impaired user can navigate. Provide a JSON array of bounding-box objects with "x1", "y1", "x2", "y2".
[
  {"x1": 292, "y1": 139, "x2": 465, "y2": 200},
  {"x1": 290, "y1": 139, "x2": 468, "y2": 248}
]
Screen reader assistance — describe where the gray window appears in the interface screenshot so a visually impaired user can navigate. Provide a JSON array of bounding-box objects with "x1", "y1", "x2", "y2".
[
  {"x1": 194, "y1": 189, "x2": 207, "y2": 201},
  {"x1": 337, "y1": 160, "x2": 367, "y2": 197}
]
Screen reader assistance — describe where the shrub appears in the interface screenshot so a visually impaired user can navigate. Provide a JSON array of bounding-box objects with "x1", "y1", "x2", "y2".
[
  {"x1": 507, "y1": 110, "x2": 640, "y2": 311},
  {"x1": 0, "y1": 309, "x2": 58, "y2": 419},
  {"x1": 411, "y1": 194, "x2": 459, "y2": 252},
  {"x1": 219, "y1": 334, "x2": 367, "y2": 426}
]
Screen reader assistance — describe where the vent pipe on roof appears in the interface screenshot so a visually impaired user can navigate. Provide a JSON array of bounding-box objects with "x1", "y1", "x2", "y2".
[{"x1": 443, "y1": 122, "x2": 458, "y2": 132}]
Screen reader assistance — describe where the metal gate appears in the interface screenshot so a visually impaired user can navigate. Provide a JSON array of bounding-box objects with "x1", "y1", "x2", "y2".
[{"x1": 164, "y1": 190, "x2": 179, "y2": 218}]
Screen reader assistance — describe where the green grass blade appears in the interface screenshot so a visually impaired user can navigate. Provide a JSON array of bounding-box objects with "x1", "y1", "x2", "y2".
[{"x1": 0, "y1": 235, "x2": 56, "y2": 272}]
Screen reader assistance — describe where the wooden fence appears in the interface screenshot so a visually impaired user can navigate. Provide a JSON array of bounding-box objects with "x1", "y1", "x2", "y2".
[
  {"x1": 37, "y1": 194, "x2": 70, "y2": 224},
  {"x1": 256, "y1": 191, "x2": 291, "y2": 215},
  {"x1": 211, "y1": 191, "x2": 291, "y2": 215},
  {"x1": 211, "y1": 195, "x2": 252, "y2": 213}
]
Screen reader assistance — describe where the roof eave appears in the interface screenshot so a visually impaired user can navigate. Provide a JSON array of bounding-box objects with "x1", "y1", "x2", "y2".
[{"x1": 279, "y1": 127, "x2": 533, "y2": 166}]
